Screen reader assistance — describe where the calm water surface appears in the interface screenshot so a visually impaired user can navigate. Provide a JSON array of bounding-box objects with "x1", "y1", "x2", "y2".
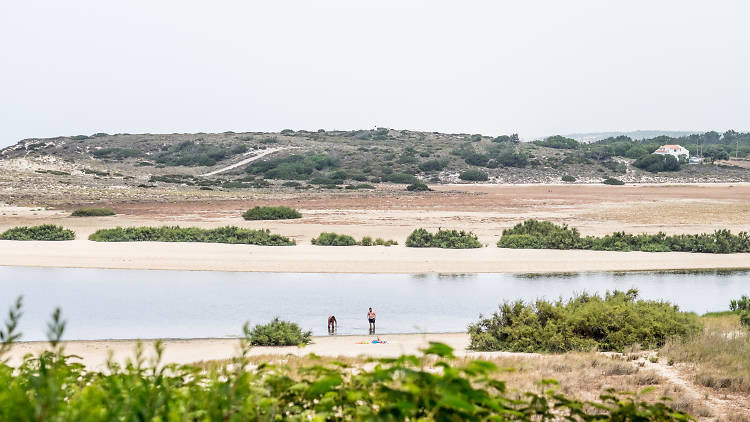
[{"x1": 1, "y1": 267, "x2": 748, "y2": 341}]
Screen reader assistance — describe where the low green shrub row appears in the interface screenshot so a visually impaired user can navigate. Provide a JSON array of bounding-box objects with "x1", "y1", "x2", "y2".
[
  {"x1": 71, "y1": 207, "x2": 115, "y2": 217},
  {"x1": 242, "y1": 206, "x2": 302, "y2": 220},
  {"x1": 88, "y1": 226, "x2": 295, "y2": 246},
  {"x1": 406, "y1": 228, "x2": 482, "y2": 248},
  {"x1": 0, "y1": 299, "x2": 694, "y2": 421},
  {"x1": 311, "y1": 232, "x2": 397, "y2": 246},
  {"x1": 0, "y1": 225, "x2": 75, "y2": 241},
  {"x1": 498, "y1": 219, "x2": 750, "y2": 253},
  {"x1": 468, "y1": 289, "x2": 701, "y2": 353}
]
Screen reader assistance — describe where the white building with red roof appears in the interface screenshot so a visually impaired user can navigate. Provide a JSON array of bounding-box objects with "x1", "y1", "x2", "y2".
[{"x1": 653, "y1": 144, "x2": 689, "y2": 159}]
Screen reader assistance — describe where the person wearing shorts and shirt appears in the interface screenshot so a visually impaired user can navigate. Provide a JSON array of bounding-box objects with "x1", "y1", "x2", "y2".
[{"x1": 367, "y1": 307, "x2": 376, "y2": 332}]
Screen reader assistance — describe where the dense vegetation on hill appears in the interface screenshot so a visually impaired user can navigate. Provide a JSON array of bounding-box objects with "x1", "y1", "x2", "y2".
[
  {"x1": 406, "y1": 228, "x2": 482, "y2": 248},
  {"x1": 4, "y1": 129, "x2": 750, "y2": 190},
  {"x1": 497, "y1": 219, "x2": 750, "y2": 253},
  {"x1": 0, "y1": 299, "x2": 694, "y2": 421},
  {"x1": 0, "y1": 225, "x2": 75, "y2": 240},
  {"x1": 88, "y1": 226, "x2": 295, "y2": 245},
  {"x1": 468, "y1": 290, "x2": 701, "y2": 352}
]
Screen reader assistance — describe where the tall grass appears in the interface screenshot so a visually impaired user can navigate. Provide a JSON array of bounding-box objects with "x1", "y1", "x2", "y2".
[
  {"x1": 88, "y1": 226, "x2": 294, "y2": 245},
  {"x1": 0, "y1": 225, "x2": 75, "y2": 241},
  {"x1": 662, "y1": 314, "x2": 750, "y2": 393}
]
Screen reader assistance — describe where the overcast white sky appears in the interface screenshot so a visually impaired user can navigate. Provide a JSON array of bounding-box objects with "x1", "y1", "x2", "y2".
[{"x1": 1, "y1": 1, "x2": 749, "y2": 147}]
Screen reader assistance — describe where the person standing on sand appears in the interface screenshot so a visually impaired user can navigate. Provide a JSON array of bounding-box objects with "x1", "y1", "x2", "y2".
[
  {"x1": 367, "y1": 307, "x2": 376, "y2": 332},
  {"x1": 327, "y1": 315, "x2": 337, "y2": 332}
]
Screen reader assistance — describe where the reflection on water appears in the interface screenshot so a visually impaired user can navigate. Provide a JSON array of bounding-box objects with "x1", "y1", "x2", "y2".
[{"x1": 1, "y1": 266, "x2": 748, "y2": 341}]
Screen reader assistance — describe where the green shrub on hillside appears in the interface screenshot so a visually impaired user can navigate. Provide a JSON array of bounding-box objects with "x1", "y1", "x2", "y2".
[
  {"x1": 245, "y1": 317, "x2": 311, "y2": 346},
  {"x1": 468, "y1": 289, "x2": 701, "y2": 352},
  {"x1": 603, "y1": 177, "x2": 625, "y2": 185},
  {"x1": 561, "y1": 175, "x2": 576, "y2": 182},
  {"x1": 406, "y1": 228, "x2": 482, "y2": 249},
  {"x1": 382, "y1": 173, "x2": 419, "y2": 184},
  {"x1": 633, "y1": 154, "x2": 681, "y2": 172},
  {"x1": 242, "y1": 206, "x2": 302, "y2": 220},
  {"x1": 245, "y1": 153, "x2": 336, "y2": 180},
  {"x1": 0, "y1": 299, "x2": 691, "y2": 422},
  {"x1": 0, "y1": 225, "x2": 75, "y2": 241},
  {"x1": 155, "y1": 140, "x2": 240, "y2": 167},
  {"x1": 406, "y1": 181, "x2": 431, "y2": 191},
  {"x1": 92, "y1": 148, "x2": 142, "y2": 160},
  {"x1": 459, "y1": 169, "x2": 489, "y2": 181},
  {"x1": 71, "y1": 207, "x2": 115, "y2": 217},
  {"x1": 88, "y1": 226, "x2": 294, "y2": 245},
  {"x1": 497, "y1": 219, "x2": 750, "y2": 253}
]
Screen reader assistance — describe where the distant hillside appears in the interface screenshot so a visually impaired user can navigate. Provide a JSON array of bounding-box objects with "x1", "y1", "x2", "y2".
[
  {"x1": 0, "y1": 128, "x2": 748, "y2": 204},
  {"x1": 560, "y1": 130, "x2": 701, "y2": 144}
]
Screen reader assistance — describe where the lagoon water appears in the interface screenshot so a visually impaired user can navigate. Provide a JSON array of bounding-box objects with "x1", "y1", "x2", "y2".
[{"x1": 1, "y1": 266, "x2": 748, "y2": 341}]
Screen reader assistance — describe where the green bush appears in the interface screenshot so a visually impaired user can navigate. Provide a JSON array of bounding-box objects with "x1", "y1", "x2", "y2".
[
  {"x1": 603, "y1": 177, "x2": 625, "y2": 185},
  {"x1": 0, "y1": 307, "x2": 691, "y2": 422},
  {"x1": 633, "y1": 154, "x2": 681, "y2": 172},
  {"x1": 459, "y1": 169, "x2": 489, "y2": 181},
  {"x1": 71, "y1": 207, "x2": 115, "y2": 217},
  {"x1": 497, "y1": 219, "x2": 750, "y2": 253},
  {"x1": 91, "y1": 148, "x2": 142, "y2": 160},
  {"x1": 375, "y1": 237, "x2": 398, "y2": 246},
  {"x1": 406, "y1": 181, "x2": 431, "y2": 191},
  {"x1": 360, "y1": 236, "x2": 373, "y2": 246},
  {"x1": 0, "y1": 225, "x2": 75, "y2": 241},
  {"x1": 245, "y1": 153, "x2": 336, "y2": 180},
  {"x1": 382, "y1": 173, "x2": 419, "y2": 184},
  {"x1": 155, "y1": 140, "x2": 239, "y2": 167},
  {"x1": 88, "y1": 226, "x2": 294, "y2": 245},
  {"x1": 468, "y1": 289, "x2": 701, "y2": 353},
  {"x1": 561, "y1": 175, "x2": 576, "y2": 182},
  {"x1": 406, "y1": 228, "x2": 482, "y2": 249},
  {"x1": 533, "y1": 135, "x2": 579, "y2": 149},
  {"x1": 242, "y1": 206, "x2": 302, "y2": 220},
  {"x1": 311, "y1": 232, "x2": 357, "y2": 246},
  {"x1": 245, "y1": 317, "x2": 311, "y2": 346},
  {"x1": 418, "y1": 159, "x2": 447, "y2": 172}
]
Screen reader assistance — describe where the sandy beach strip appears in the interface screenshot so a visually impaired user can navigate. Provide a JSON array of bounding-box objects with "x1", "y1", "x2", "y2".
[
  {"x1": 4, "y1": 333, "x2": 517, "y2": 370},
  {"x1": 0, "y1": 240, "x2": 748, "y2": 273}
]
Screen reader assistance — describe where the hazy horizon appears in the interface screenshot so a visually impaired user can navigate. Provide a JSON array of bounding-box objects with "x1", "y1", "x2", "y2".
[{"x1": 2, "y1": 1, "x2": 749, "y2": 148}]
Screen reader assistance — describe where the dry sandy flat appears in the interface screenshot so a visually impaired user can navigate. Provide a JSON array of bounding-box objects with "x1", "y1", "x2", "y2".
[
  {"x1": 7, "y1": 333, "x2": 481, "y2": 370},
  {"x1": 1, "y1": 184, "x2": 749, "y2": 273}
]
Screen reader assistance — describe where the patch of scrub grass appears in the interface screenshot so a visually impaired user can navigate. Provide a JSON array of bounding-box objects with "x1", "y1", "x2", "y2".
[
  {"x1": 0, "y1": 224, "x2": 75, "y2": 241},
  {"x1": 88, "y1": 226, "x2": 294, "y2": 246},
  {"x1": 662, "y1": 314, "x2": 750, "y2": 394},
  {"x1": 311, "y1": 232, "x2": 398, "y2": 246},
  {"x1": 71, "y1": 207, "x2": 115, "y2": 217},
  {"x1": 406, "y1": 228, "x2": 482, "y2": 248},
  {"x1": 242, "y1": 206, "x2": 302, "y2": 220}
]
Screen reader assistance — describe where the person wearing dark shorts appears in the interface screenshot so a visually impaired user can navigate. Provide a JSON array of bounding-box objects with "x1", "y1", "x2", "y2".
[
  {"x1": 367, "y1": 307, "x2": 376, "y2": 332},
  {"x1": 327, "y1": 315, "x2": 337, "y2": 332}
]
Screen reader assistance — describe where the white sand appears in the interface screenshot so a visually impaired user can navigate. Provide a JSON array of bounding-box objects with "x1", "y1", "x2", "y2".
[
  {"x1": 5, "y1": 333, "x2": 508, "y2": 370},
  {"x1": 0, "y1": 239, "x2": 748, "y2": 273}
]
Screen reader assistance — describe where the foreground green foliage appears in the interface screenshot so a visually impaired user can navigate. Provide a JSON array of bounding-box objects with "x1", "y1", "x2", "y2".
[
  {"x1": 406, "y1": 228, "x2": 482, "y2": 248},
  {"x1": 0, "y1": 300, "x2": 694, "y2": 421},
  {"x1": 498, "y1": 219, "x2": 750, "y2": 253},
  {"x1": 244, "y1": 317, "x2": 311, "y2": 346},
  {"x1": 312, "y1": 232, "x2": 397, "y2": 246},
  {"x1": 469, "y1": 289, "x2": 701, "y2": 353},
  {"x1": 70, "y1": 207, "x2": 115, "y2": 217},
  {"x1": 0, "y1": 225, "x2": 75, "y2": 241},
  {"x1": 242, "y1": 205, "x2": 302, "y2": 220},
  {"x1": 88, "y1": 226, "x2": 295, "y2": 245}
]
